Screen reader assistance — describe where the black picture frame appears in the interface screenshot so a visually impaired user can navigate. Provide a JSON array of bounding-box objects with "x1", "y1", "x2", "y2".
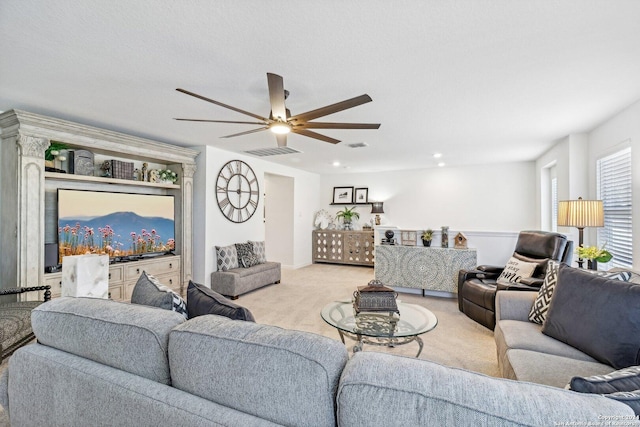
[
  {"x1": 332, "y1": 186, "x2": 353, "y2": 204},
  {"x1": 354, "y1": 187, "x2": 369, "y2": 204}
]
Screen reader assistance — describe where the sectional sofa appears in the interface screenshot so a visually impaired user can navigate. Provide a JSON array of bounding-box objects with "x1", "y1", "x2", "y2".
[{"x1": 1, "y1": 297, "x2": 636, "y2": 426}]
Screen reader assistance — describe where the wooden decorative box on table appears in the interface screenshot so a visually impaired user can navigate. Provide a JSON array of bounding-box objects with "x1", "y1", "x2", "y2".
[{"x1": 353, "y1": 280, "x2": 399, "y2": 314}]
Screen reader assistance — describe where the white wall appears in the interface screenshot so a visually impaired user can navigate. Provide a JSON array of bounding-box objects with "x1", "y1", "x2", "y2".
[
  {"x1": 319, "y1": 162, "x2": 536, "y2": 265},
  {"x1": 535, "y1": 134, "x2": 589, "y2": 255},
  {"x1": 192, "y1": 145, "x2": 320, "y2": 286},
  {"x1": 320, "y1": 162, "x2": 536, "y2": 231}
]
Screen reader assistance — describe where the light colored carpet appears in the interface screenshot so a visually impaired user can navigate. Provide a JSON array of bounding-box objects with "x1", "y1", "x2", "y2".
[
  {"x1": 0, "y1": 263, "x2": 499, "y2": 425},
  {"x1": 241, "y1": 263, "x2": 499, "y2": 376}
]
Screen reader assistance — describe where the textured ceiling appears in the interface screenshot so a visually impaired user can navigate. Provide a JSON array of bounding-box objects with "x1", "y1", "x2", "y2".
[{"x1": 1, "y1": 1, "x2": 640, "y2": 174}]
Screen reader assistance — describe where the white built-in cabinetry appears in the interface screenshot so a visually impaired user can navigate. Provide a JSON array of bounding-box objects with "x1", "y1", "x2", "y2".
[{"x1": 0, "y1": 110, "x2": 198, "y2": 299}]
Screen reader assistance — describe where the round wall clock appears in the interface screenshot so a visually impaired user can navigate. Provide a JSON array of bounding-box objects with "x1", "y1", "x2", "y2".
[{"x1": 216, "y1": 160, "x2": 260, "y2": 223}]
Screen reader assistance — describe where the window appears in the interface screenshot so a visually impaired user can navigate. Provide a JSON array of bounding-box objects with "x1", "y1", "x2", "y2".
[{"x1": 597, "y1": 147, "x2": 632, "y2": 268}]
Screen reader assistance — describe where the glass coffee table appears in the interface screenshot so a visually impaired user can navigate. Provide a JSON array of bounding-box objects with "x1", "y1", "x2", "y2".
[{"x1": 321, "y1": 300, "x2": 438, "y2": 357}]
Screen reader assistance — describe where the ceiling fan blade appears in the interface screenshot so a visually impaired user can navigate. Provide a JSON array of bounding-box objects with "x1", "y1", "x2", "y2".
[
  {"x1": 174, "y1": 118, "x2": 267, "y2": 125},
  {"x1": 267, "y1": 73, "x2": 287, "y2": 121},
  {"x1": 298, "y1": 122, "x2": 381, "y2": 129},
  {"x1": 289, "y1": 94, "x2": 373, "y2": 122},
  {"x1": 292, "y1": 128, "x2": 341, "y2": 144},
  {"x1": 220, "y1": 127, "x2": 269, "y2": 138},
  {"x1": 275, "y1": 134, "x2": 287, "y2": 147},
  {"x1": 176, "y1": 88, "x2": 268, "y2": 122}
]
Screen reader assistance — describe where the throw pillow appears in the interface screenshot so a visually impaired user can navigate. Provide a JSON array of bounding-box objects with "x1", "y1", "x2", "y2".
[
  {"x1": 513, "y1": 253, "x2": 550, "y2": 279},
  {"x1": 186, "y1": 280, "x2": 255, "y2": 321},
  {"x1": 586, "y1": 269, "x2": 633, "y2": 281},
  {"x1": 496, "y1": 257, "x2": 538, "y2": 285},
  {"x1": 249, "y1": 240, "x2": 267, "y2": 263},
  {"x1": 569, "y1": 366, "x2": 640, "y2": 417},
  {"x1": 529, "y1": 263, "x2": 633, "y2": 325},
  {"x1": 569, "y1": 366, "x2": 640, "y2": 394},
  {"x1": 215, "y1": 244, "x2": 239, "y2": 271},
  {"x1": 131, "y1": 271, "x2": 188, "y2": 319},
  {"x1": 604, "y1": 390, "x2": 640, "y2": 416},
  {"x1": 542, "y1": 264, "x2": 640, "y2": 369},
  {"x1": 235, "y1": 242, "x2": 260, "y2": 268},
  {"x1": 528, "y1": 260, "x2": 559, "y2": 324}
]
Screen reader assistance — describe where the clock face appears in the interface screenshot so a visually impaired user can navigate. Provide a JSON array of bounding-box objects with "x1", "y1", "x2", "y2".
[{"x1": 216, "y1": 160, "x2": 260, "y2": 223}]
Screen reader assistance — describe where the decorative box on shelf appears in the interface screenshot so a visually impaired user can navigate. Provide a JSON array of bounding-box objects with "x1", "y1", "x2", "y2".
[
  {"x1": 110, "y1": 159, "x2": 135, "y2": 180},
  {"x1": 353, "y1": 279, "x2": 399, "y2": 314}
]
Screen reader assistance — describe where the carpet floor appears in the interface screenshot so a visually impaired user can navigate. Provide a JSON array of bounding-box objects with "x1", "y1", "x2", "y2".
[
  {"x1": 240, "y1": 263, "x2": 499, "y2": 376},
  {"x1": 0, "y1": 263, "x2": 499, "y2": 425}
]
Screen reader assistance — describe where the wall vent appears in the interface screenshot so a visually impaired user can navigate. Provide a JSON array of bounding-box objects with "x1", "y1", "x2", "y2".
[
  {"x1": 347, "y1": 142, "x2": 369, "y2": 148},
  {"x1": 243, "y1": 147, "x2": 302, "y2": 157}
]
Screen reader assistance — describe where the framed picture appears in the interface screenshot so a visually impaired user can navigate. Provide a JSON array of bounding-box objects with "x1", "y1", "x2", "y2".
[
  {"x1": 332, "y1": 186, "x2": 353, "y2": 204},
  {"x1": 354, "y1": 187, "x2": 369, "y2": 204}
]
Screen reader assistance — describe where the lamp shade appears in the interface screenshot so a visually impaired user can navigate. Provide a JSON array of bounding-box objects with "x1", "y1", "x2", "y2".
[
  {"x1": 557, "y1": 197, "x2": 604, "y2": 228},
  {"x1": 371, "y1": 202, "x2": 384, "y2": 214}
]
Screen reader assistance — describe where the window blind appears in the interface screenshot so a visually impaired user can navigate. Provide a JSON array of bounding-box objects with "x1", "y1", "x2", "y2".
[{"x1": 597, "y1": 147, "x2": 632, "y2": 268}]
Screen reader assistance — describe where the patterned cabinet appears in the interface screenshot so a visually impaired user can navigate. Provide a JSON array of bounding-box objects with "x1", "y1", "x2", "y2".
[
  {"x1": 343, "y1": 231, "x2": 375, "y2": 265},
  {"x1": 375, "y1": 245, "x2": 476, "y2": 294},
  {"x1": 313, "y1": 231, "x2": 343, "y2": 263},
  {"x1": 312, "y1": 230, "x2": 374, "y2": 267}
]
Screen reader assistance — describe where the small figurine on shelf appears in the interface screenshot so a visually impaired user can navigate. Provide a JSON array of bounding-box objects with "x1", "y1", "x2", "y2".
[
  {"x1": 133, "y1": 168, "x2": 140, "y2": 181},
  {"x1": 100, "y1": 160, "x2": 111, "y2": 178},
  {"x1": 441, "y1": 226, "x2": 449, "y2": 248},
  {"x1": 141, "y1": 162, "x2": 148, "y2": 181},
  {"x1": 149, "y1": 169, "x2": 159, "y2": 183}
]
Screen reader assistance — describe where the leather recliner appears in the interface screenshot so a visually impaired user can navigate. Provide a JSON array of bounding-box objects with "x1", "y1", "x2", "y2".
[{"x1": 457, "y1": 230, "x2": 573, "y2": 330}]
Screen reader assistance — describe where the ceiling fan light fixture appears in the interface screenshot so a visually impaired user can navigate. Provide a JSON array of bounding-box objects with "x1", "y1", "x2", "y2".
[{"x1": 270, "y1": 121, "x2": 291, "y2": 135}]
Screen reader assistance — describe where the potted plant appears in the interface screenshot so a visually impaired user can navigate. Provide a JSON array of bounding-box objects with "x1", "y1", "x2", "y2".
[
  {"x1": 421, "y1": 229, "x2": 434, "y2": 247},
  {"x1": 335, "y1": 206, "x2": 360, "y2": 230},
  {"x1": 576, "y1": 244, "x2": 613, "y2": 270}
]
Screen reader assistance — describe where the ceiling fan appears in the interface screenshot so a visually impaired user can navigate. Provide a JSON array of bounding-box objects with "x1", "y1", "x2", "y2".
[{"x1": 175, "y1": 73, "x2": 380, "y2": 147}]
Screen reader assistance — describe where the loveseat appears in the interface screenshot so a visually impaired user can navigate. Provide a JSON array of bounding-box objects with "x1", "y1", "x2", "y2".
[
  {"x1": 211, "y1": 241, "x2": 281, "y2": 299},
  {"x1": 1, "y1": 297, "x2": 637, "y2": 426},
  {"x1": 495, "y1": 264, "x2": 640, "y2": 397}
]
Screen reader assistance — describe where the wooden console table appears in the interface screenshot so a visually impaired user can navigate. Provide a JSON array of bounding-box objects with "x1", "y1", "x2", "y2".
[
  {"x1": 312, "y1": 230, "x2": 375, "y2": 267},
  {"x1": 374, "y1": 245, "x2": 477, "y2": 295}
]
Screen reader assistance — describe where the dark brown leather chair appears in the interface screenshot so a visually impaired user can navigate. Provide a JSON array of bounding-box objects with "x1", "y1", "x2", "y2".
[{"x1": 457, "y1": 231, "x2": 573, "y2": 330}]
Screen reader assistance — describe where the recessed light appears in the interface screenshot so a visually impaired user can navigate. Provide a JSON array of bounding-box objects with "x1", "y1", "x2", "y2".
[
  {"x1": 438, "y1": 162, "x2": 445, "y2": 167},
  {"x1": 433, "y1": 153, "x2": 442, "y2": 159},
  {"x1": 332, "y1": 161, "x2": 340, "y2": 167}
]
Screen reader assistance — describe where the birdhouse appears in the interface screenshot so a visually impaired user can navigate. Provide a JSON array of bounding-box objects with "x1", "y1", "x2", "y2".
[{"x1": 454, "y1": 232, "x2": 468, "y2": 249}]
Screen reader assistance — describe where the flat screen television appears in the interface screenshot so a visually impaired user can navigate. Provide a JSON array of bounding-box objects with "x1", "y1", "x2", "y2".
[{"x1": 57, "y1": 188, "x2": 175, "y2": 263}]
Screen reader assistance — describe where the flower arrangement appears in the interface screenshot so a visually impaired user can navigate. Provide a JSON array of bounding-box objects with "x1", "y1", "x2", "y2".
[
  {"x1": 158, "y1": 169, "x2": 178, "y2": 184},
  {"x1": 576, "y1": 244, "x2": 613, "y2": 263}
]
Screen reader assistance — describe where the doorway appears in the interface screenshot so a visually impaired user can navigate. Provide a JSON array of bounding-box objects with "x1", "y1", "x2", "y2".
[{"x1": 264, "y1": 173, "x2": 294, "y2": 267}]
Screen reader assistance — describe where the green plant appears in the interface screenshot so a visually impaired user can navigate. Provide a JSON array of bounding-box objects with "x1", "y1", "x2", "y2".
[
  {"x1": 421, "y1": 229, "x2": 434, "y2": 241},
  {"x1": 158, "y1": 169, "x2": 178, "y2": 183},
  {"x1": 335, "y1": 206, "x2": 360, "y2": 222},
  {"x1": 576, "y1": 244, "x2": 613, "y2": 263},
  {"x1": 45, "y1": 141, "x2": 68, "y2": 161}
]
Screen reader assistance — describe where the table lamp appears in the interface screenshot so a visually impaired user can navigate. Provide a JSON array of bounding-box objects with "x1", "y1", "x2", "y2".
[
  {"x1": 371, "y1": 202, "x2": 384, "y2": 225},
  {"x1": 557, "y1": 197, "x2": 604, "y2": 268}
]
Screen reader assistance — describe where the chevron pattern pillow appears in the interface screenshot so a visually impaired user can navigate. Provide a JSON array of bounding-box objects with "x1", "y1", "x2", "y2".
[{"x1": 529, "y1": 260, "x2": 559, "y2": 324}]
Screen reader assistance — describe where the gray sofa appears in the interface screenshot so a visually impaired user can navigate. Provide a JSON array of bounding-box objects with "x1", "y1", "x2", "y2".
[
  {"x1": 1, "y1": 297, "x2": 637, "y2": 426},
  {"x1": 211, "y1": 261, "x2": 281, "y2": 299},
  {"x1": 495, "y1": 290, "x2": 616, "y2": 388}
]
